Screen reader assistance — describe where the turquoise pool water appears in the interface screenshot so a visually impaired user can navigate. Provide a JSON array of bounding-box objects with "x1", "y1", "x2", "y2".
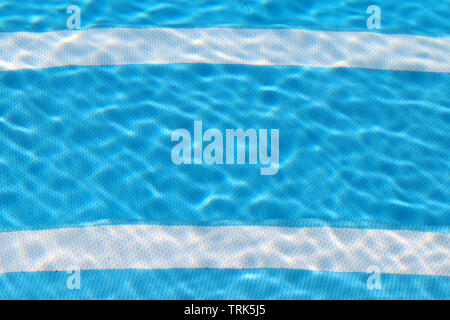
[
  {"x1": 0, "y1": 0, "x2": 449, "y2": 35},
  {"x1": 1, "y1": 64, "x2": 449, "y2": 232},
  {"x1": 0, "y1": 0, "x2": 448, "y2": 299}
]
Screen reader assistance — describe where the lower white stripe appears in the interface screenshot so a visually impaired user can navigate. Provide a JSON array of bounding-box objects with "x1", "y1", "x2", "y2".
[
  {"x1": 0, "y1": 225, "x2": 448, "y2": 276},
  {"x1": 0, "y1": 28, "x2": 449, "y2": 72}
]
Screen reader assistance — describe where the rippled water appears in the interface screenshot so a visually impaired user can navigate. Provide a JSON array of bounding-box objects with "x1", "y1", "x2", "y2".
[
  {"x1": 1, "y1": 64, "x2": 448, "y2": 231},
  {"x1": 0, "y1": 0, "x2": 449, "y2": 299},
  {"x1": 1, "y1": 269, "x2": 449, "y2": 299},
  {"x1": 0, "y1": 0, "x2": 449, "y2": 34}
]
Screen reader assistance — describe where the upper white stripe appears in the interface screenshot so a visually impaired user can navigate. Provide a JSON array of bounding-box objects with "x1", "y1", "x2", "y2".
[
  {"x1": 0, "y1": 225, "x2": 448, "y2": 276},
  {"x1": 0, "y1": 28, "x2": 449, "y2": 72}
]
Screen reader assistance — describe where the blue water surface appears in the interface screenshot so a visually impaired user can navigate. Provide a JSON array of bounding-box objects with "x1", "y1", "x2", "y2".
[
  {"x1": 0, "y1": 65, "x2": 449, "y2": 232},
  {"x1": 1, "y1": 268, "x2": 449, "y2": 299},
  {"x1": 0, "y1": 0, "x2": 449, "y2": 35},
  {"x1": 0, "y1": 0, "x2": 449, "y2": 301}
]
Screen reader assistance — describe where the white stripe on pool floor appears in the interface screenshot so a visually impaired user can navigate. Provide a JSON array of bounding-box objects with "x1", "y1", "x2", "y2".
[
  {"x1": 0, "y1": 225, "x2": 448, "y2": 276},
  {"x1": 0, "y1": 28, "x2": 449, "y2": 72}
]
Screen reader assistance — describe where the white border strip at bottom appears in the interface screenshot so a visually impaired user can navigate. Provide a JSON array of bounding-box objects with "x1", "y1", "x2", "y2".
[
  {"x1": 0, "y1": 224, "x2": 448, "y2": 276},
  {"x1": 0, "y1": 28, "x2": 449, "y2": 72}
]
